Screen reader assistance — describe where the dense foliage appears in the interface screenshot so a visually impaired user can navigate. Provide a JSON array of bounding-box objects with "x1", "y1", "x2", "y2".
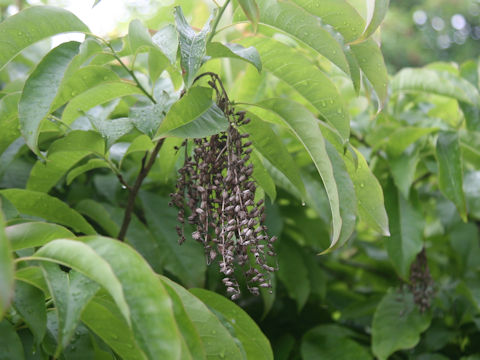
[{"x1": 1, "y1": 1, "x2": 480, "y2": 359}]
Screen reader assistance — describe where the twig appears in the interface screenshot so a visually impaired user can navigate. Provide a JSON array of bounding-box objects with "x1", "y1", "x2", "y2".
[
  {"x1": 207, "y1": 0, "x2": 231, "y2": 43},
  {"x1": 117, "y1": 138, "x2": 165, "y2": 240}
]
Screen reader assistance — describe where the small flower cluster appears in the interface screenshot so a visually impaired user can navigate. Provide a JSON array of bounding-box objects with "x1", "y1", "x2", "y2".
[
  {"x1": 170, "y1": 111, "x2": 277, "y2": 300},
  {"x1": 409, "y1": 248, "x2": 434, "y2": 313}
]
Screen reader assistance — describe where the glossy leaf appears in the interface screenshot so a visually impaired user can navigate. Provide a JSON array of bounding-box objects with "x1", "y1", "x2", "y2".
[
  {"x1": 258, "y1": 99, "x2": 342, "y2": 244},
  {"x1": 389, "y1": 147, "x2": 420, "y2": 198},
  {"x1": 129, "y1": 19, "x2": 154, "y2": 54},
  {"x1": 350, "y1": 38, "x2": 388, "y2": 106},
  {"x1": 0, "y1": 92, "x2": 21, "y2": 156},
  {"x1": 384, "y1": 183, "x2": 424, "y2": 278},
  {"x1": 161, "y1": 276, "x2": 243, "y2": 359},
  {"x1": 130, "y1": 103, "x2": 167, "y2": 138},
  {"x1": 301, "y1": 324, "x2": 372, "y2": 360},
  {"x1": 391, "y1": 68, "x2": 480, "y2": 105},
  {"x1": 174, "y1": 6, "x2": 214, "y2": 87},
  {"x1": 6, "y1": 222, "x2": 74, "y2": 251},
  {"x1": 152, "y1": 24, "x2": 179, "y2": 64},
  {"x1": 66, "y1": 159, "x2": 110, "y2": 185},
  {"x1": 242, "y1": 113, "x2": 305, "y2": 200},
  {"x1": 277, "y1": 238, "x2": 310, "y2": 311},
  {"x1": 165, "y1": 103, "x2": 229, "y2": 138},
  {"x1": 372, "y1": 290, "x2": 431, "y2": 360},
  {"x1": 140, "y1": 192, "x2": 206, "y2": 287},
  {"x1": 41, "y1": 264, "x2": 100, "y2": 351},
  {"x1": 27, "y1": 131, "x2": 105, "y2": 192},
  {"x1": 82, "y1": 236, "x2": 182, "y2": 359},
  {"x1": 206, "y1": 42, "x2": 261, "y2": 72},
  {"x1": 237, "y1": 0, "x2": 260, "y2": 31},
  {"x1": 0, "y1": 6, "x2": 89, "y2": 70},
  {"x1": 81, "y1": 297, "x2": 148, "y2": 360},
  {"x1": 155, "y1": 87, "x2": 214, "y2": 137},
  {"x1": 51, "y1": 65, "x2": 120, "y2": 111},
  {"x1": 19, "y1": 41, "x2": 80, "y2": 155},
  {"x1": 250, "y1": 151, "x2": 276, "y2": 201},
  {"x1": 61, "y1": 82, "x2": 143, "y2": 126},
  {"x1": 344, "y1": 148, "x2": 390, "y2": 236},
  {"x1": 246, "y1": 0, "x2": 350, "y2": 74},
  {"x1": 290, "y1": 0, "x2": 364, "y2": 42},
  {"x1": 30, "y1": 240, "x2": 129, "y2": 323},
  {"x1": 436, "y1": 131, "x2": 467, "y2": 221},
  {"x1": 384, "y1": 127, "x2": 437, "y2": 157},
  {"x1": 89, "y1": 116, "x2": 134, "y2": 148},
  {"x1": 363, "y1": 0, "x2": 390, "y2": 38},
  {"x1": 191, "y1": 288, "x2": 274, "y2": 360},
  {"x1": 162, "y1": 283, "x2": 207, "y2": 360},
  {"x1": 12, "y1": 280, "x2": 46, "y2": 345},
  {"x1": 0, "y1": 207, "x2": 14, "y2": 319},
  {"x1": 75, "y1": 200, "x2": 119, "y2": 238},
  {"x1": 14, "y1": 267, "x2": 49, "y2": 295},
  {"x1": 0, "y1": 320, "x2": 24, "y2": 360},
  {"x1": 0, "y1": 189, "x2": 95, "y2": 235},
  {"x1": 240, "y1": 37, "x2": 350, "y2": 140}
]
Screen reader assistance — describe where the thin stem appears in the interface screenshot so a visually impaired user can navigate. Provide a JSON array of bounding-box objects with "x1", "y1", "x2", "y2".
[
  {"x1": 103, "y1": 42, "x2": 157, "y2": 104},
  {"x1": 207, "y1": 0, "x2": 231, "y2": 43},
  {"x1": 117, "y1": 138, "x2": 165, "y2": 241}
]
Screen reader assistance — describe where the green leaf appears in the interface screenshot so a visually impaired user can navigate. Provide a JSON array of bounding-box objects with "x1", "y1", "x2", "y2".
[
  {"x1": 152, "y1": 24, "x2": 179, "y2": 64},
  {"x1": 243, "y1": 0, "x2": 350, "y2": 74},
  {"x1": 160, "y1": 276, "x2": 243, "y2": 360},
  {"x1": 372, "y1": 290, "x2": 431, "y2": 360},
  {"x1": 0, "y1": 6, "x2": 89, "y2": 70},
  {"x1": 140, "y1": 192, "x2": 206, "y2": 287},
  {"x1": 12, "y1": 280, "x2": 46, "y2": 345},
  {"x1": 51, "y1": 65, "x2": 120, "y2": 111},
  {"x1": 27, "y1": 131, "x2": 105, "y2": 192},
  {"x1": 323, "y1": 141, "x2": 356, "y2": 251},
  {"x1": 350, "y1": 38, "x2": 388, "y2": 106},
  {"x1": 156, "y1": 87, "x2": 215, "y2": 137},
  {"x1": 163, "y1": 284, "x2": 207, "y2": 360},
  {"x1": 239, "y1": 37, "x2": 349, "y2": 140},
  {"x1": 129, "y1": 19, "x2": 155, "y2": 54},
  {"x1": 0, "y1": 92, "x2": 21, "y2": 156},
  {"x1": 277, "y1": 238, "x2": 310, "y2": 311},
  {"x1": 237, "y1": 0, "x2": 260, "y2": 31},
  {"x1": 206, "y1": 42, "x2": 262, "y2": 72},
  {"x1": 344, "y1": 148, "x2": 390, "y2": 236},
  {"x1": 75, "y1": 200, "x2": 119, "y2": 238},
  {"x1": 0, "y1": 189, "x2": 95, "y2": 235},
  {"x1": 301, "y1": 324, "x2": 372, "y2": 360},
  {"x1": 384, "y1": 127, "x2": 437, "y2": 157},
  {"x1": 61, "y1": 82, "x2": 143, "y2": 126},
  {"x1": 191, "y1": 288, "x2": 274, "y2": 360},
  {"x1": 130, "y1": 103, "x2": 167, "y2": 138},
  {"x1": 0, "y1": 207, "x2": 14, "y2": 319},
  {"x1": 82, "y1": 236, "x2": 182, "y2": 359},
  {"x1": 18, "y1": 41, "x2": 80, "y2": 155},
  {"x1": 389, "y1": 147, "x2": 420, "y2": 198},
  {"x1": 123, "y1": 135, "x2": 154, "y2": 160},
  {"x1": 0, "y1": 319, "x2": 24, "y2": 360},
  {"x1": 384, "y1": 182, "x2": 424, "y2": 278},
  {"x1": 30, "y1": 239, "x2": 129, "y2": 324},
  {"x1": 168, "y1": 103, "x2": 229, "y2": 138},
  {"x1": 89, "y1": 116, "x2": 134, "y2": 148},
  {"x1": 14, "y1": 267, "x2": 49, "y2": 295},
  {"x1": 363, "y1": 0, "x2": 390, "y2": 39},
  {"x1": 258, "y1": 99, "x2": 342, "y2": 244},
  {"x1": 41, "y1": 264, "x2": 100, "y2": 352},
  {"x1": 436, "y1": 131, "x2": 467, "y2": 221},
  {"x1": 6, "y1": 222, "x2": 74, "y2": 251},
  {"x1": 250, "y1": 151, "x2": 276, "y2": 201},
  {"x1": 290, "y1": 0, "x2": 365, "y2": 42},
  {"x1": 66, "y1": 158, "x2": 110, "y2": 185},
  {"x1": 82, "y1": 297, "x2": 148, "y2": 360},
  {"x1": 174, "y1": 6, "x2": 214, "y2": 87},
  {"x1": 391, "y1": 68, "x2": 480, "y2": 106}
]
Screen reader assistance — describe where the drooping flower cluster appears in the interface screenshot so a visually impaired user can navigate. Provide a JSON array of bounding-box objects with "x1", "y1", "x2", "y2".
[
  {"x1": 409, "y1": 248, "x2": 434, "y2": 313},
  {"x1": 170, "y1": 110, "x2": 277, "y2": 300}
]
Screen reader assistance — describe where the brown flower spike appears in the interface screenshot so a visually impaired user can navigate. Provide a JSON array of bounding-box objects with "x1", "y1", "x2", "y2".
[{"x1": 169, "y1": 73, "x2": 277, "y2": 300}]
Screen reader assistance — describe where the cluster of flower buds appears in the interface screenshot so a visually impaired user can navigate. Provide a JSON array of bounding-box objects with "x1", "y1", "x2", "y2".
[
  {"x1": 170, "y1": 110, "x2": 277, "y2": 300},
  {"x1": 409, "y1": 248, "x2": 434, "y2": 313}
]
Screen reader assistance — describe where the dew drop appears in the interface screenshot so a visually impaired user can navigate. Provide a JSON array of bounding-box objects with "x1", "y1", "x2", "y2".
[
  {"x1": 321, "y1": 101, "x2": 326, "y2": 107},
  {"x1": 301, "y1": 201, "x2": 306, "y2": 206},
  {"x1": 17, "y1": 31, "x2": 22, "y2": 36},
  {"x1": 127, "y1": 344, "x2": 134, "y2": 349},
  {"x1": 211, "y1": 330, "x2": 216, "y2": 335},
  {"x1": 337, "y1": 108, "x2": 342, "y2": 114},
  {"x1": 71, "y1": 91, "x2": 77, "y2": 97},
  {"x1": 121, "y1": 184, "x2": 127, "y2": 189},
  {"x1": 360, "y1": 183, "x2": 365, "y2": 188},
  {"x1": 103, "y1": 76, "x2": 109, "y2": 80},
  {"x1": 332, "y1": 50, "x2": 337, "y2": 55},
  {"x1": 329, "y1": 100, "x2": 334, "y2": 105},
  {"x1": 112, "y1": 334, "x2": 119, "y2": 340}
]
